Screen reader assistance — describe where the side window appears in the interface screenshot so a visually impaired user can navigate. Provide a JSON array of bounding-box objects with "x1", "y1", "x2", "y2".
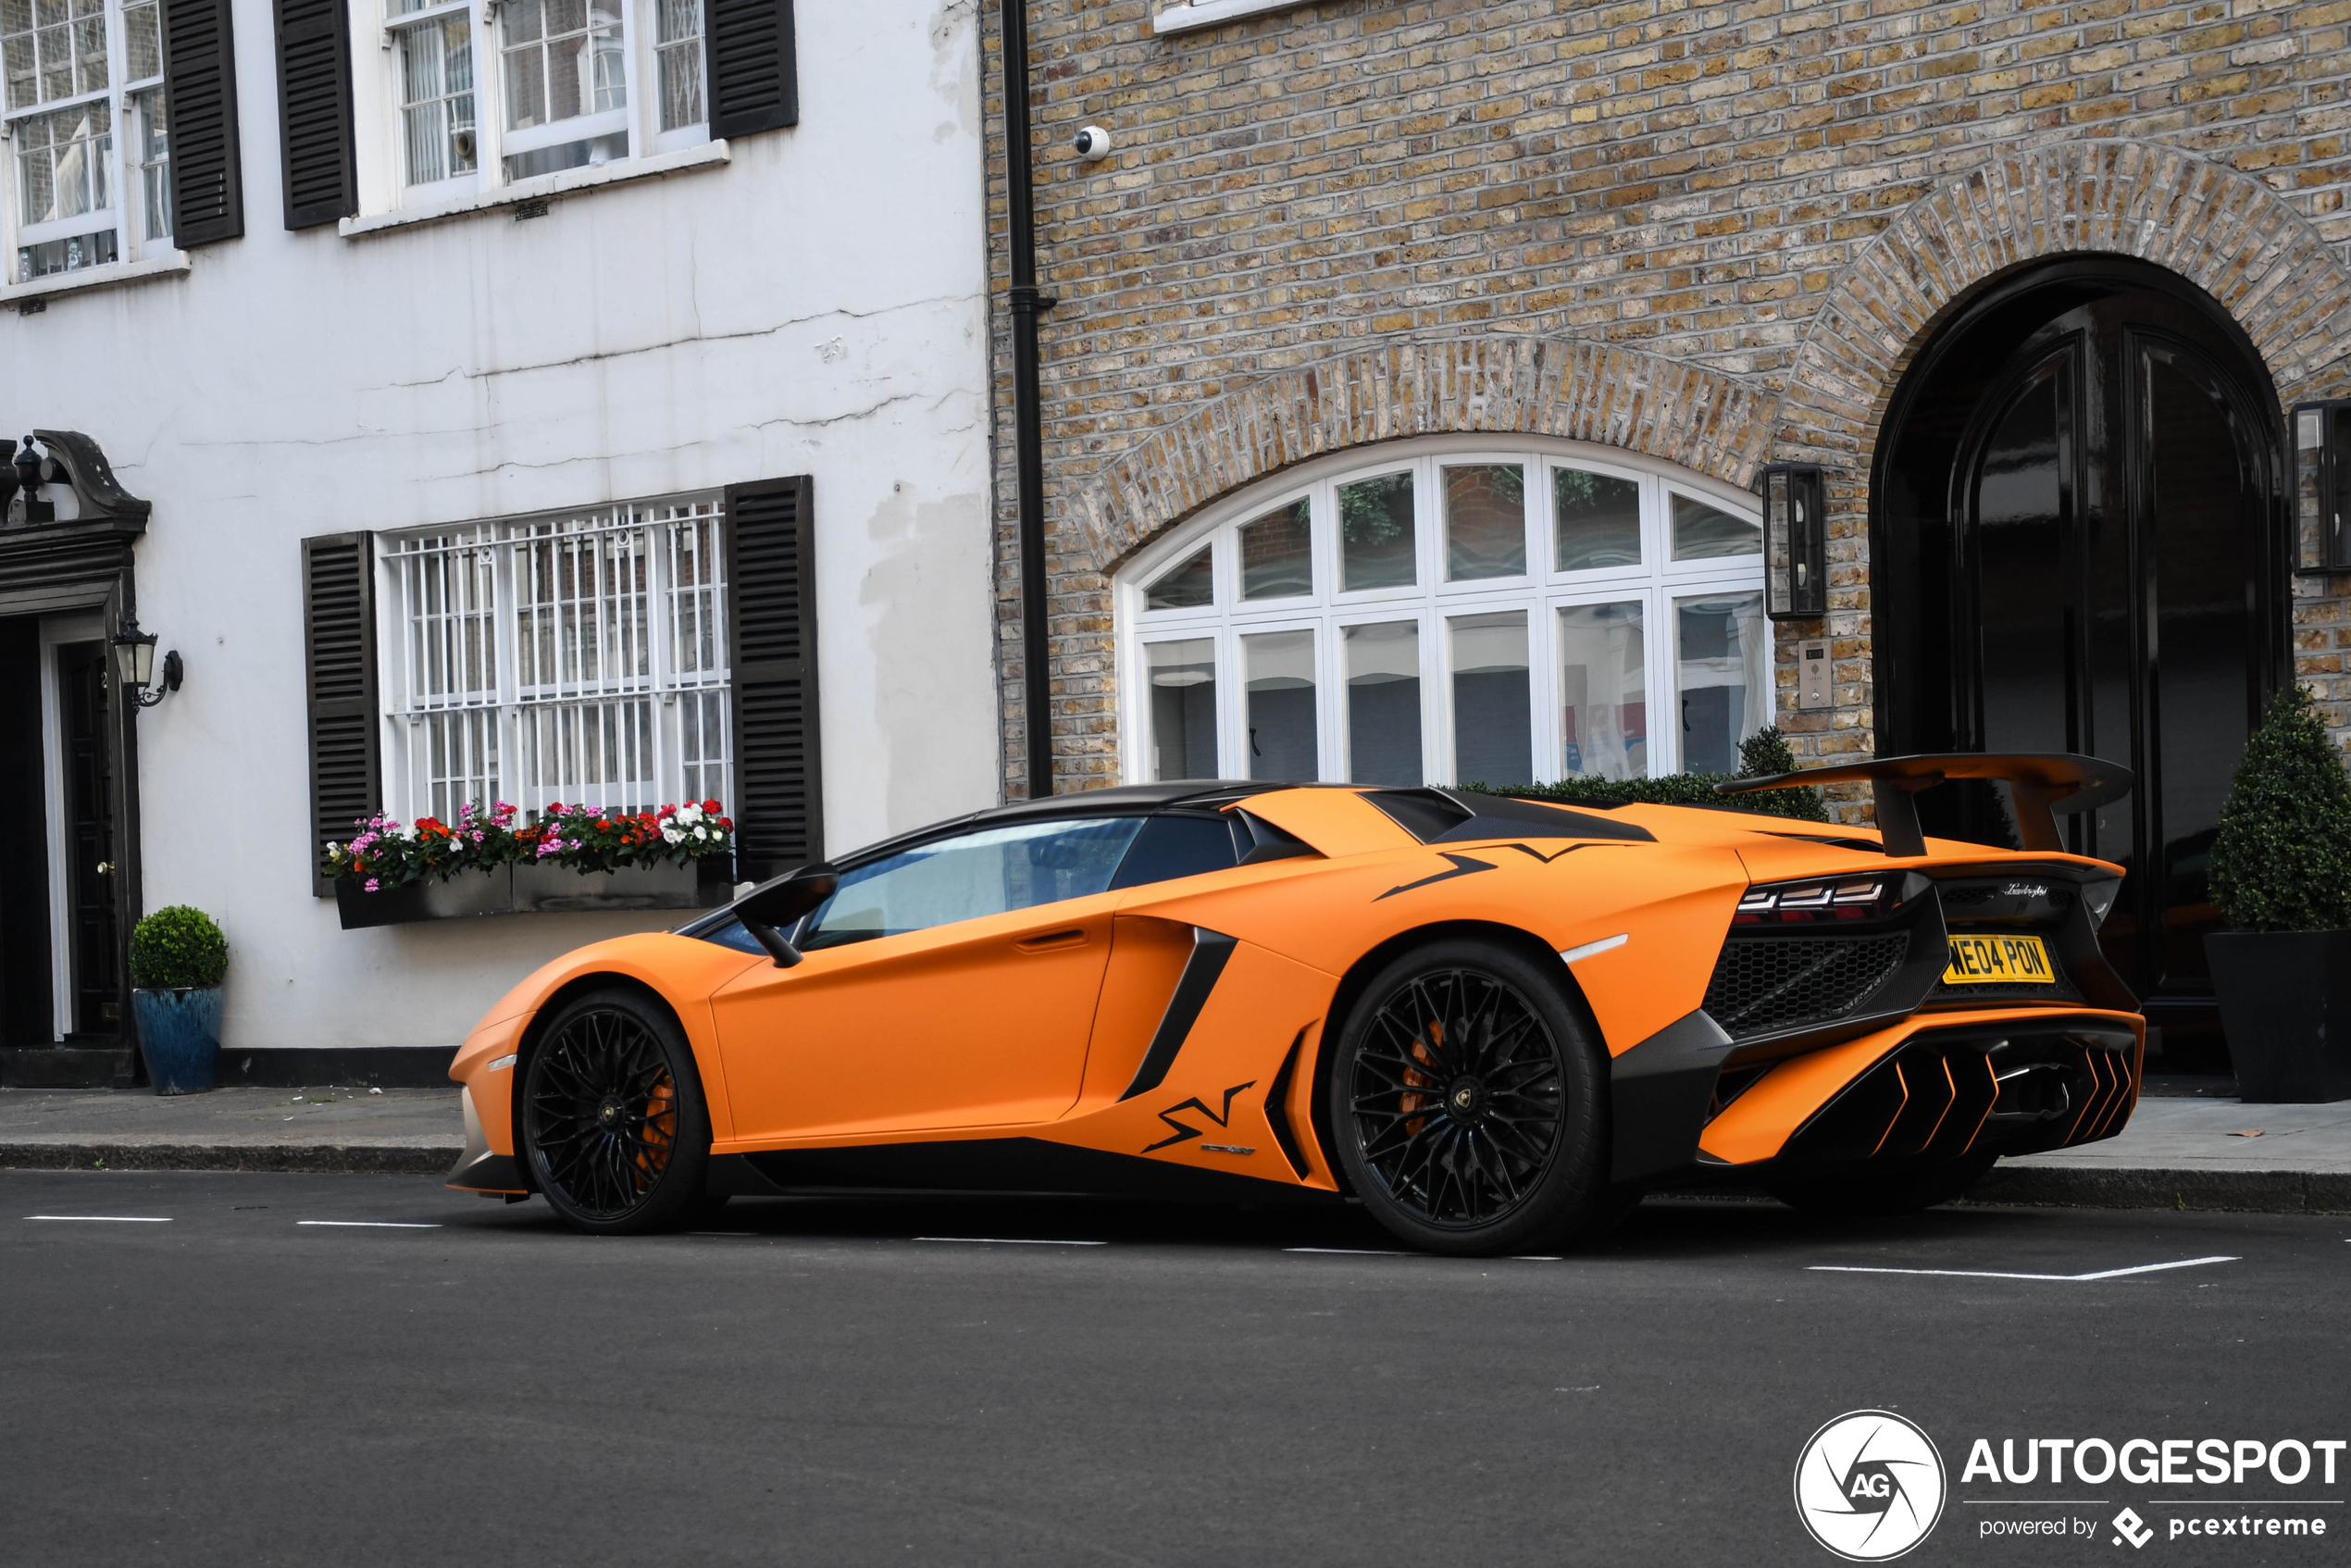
[
  {"x1": 803, "y1": 817, "x2": 1146, "y2": 950},
  {"x1": 1109, "y1": 814, "x2": 1241, "y2": 890}
]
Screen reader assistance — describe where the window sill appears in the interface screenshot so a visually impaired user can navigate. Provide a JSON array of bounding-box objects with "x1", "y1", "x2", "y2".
[
  {"x1": 339, "y1": 139, "x2": 730, "y2": 240},
  {"x1": 1151, "y1": 0, "x2": 1306, "y2": 33},
  {"x1": 0, "y1": 252, "x2": 190, "y2": 307}
]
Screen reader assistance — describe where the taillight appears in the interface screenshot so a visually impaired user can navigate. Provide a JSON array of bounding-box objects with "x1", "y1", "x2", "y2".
[{"x1": 1733, "y1": 874, "x2": 1904, "y2": 925}]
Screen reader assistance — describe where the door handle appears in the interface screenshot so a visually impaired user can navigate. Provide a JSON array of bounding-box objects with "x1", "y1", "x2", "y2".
[
  {"x1": 1015, "y1": 929, "x2": 1088, "y2": 953},
  {"x1": 95, "y1": 862, "x2": 115, "y2": 876}
]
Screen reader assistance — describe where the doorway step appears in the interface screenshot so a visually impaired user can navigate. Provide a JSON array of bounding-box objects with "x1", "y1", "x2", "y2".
[{"x1": 1, "y1": 1046, "x2": 137, "y2": 1089}]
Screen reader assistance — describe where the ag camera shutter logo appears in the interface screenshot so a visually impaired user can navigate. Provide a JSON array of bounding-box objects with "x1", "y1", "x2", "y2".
[{"x1": 1794, "y1": 1410, "x2": 1948, "y2": 1561}]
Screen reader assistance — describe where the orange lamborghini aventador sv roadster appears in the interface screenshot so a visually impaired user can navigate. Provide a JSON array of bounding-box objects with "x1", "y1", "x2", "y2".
[{"x1": 444, "y1": 753, "x2": 2145, "y2": 1254}]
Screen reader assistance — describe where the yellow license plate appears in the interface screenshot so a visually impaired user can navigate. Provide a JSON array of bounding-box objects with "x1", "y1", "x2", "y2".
[{"x1": 1944, "y1": 932, "x2": 2056, "y2": 986}]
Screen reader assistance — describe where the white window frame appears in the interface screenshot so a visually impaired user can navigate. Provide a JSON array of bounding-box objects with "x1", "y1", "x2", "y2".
[
  {"x1": 355, "y1": 0, "x2": 707, "y2": 218},
  {"x1": 1115, "y1": 434, "x2": 1771, "y2": 788},
  {"x1": 0, "y1": 0, "x2": 176, "y2": 288},
  {"x1": 375, "y1": 492, "x2": 732, "y2": 825}
]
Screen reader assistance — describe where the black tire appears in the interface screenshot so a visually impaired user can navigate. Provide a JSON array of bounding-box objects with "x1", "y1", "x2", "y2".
[
  {"x1": 521, "y1": 988, "x2": 713, "y2": 1235},
  {"x1": 1763, "y1": 1151, "x2": 1996, "y2": 1217},
  {"x1": 1331, "y1": 940, "x2": 1615, "y2": 1256}
]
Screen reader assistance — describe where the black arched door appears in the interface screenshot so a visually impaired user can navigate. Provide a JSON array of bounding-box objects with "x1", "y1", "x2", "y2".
[{"x1": 1874, "y1": 259, "x2": 2287, "y2": 1040}]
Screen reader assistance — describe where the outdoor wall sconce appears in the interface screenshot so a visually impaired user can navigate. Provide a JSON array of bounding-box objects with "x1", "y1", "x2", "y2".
[
  {"x1": 1, "y1": 434, "x2": 56, "y2": 523},
  {"x1": 1760, "y1": 463, "x2": 1828, "y2": 620},
  {"x1": 111, "y1": 616, "x2": 181, "y2": 709},
  {"x1": 2293, "y1": 402, "x2": 2351, "y2": 574}
]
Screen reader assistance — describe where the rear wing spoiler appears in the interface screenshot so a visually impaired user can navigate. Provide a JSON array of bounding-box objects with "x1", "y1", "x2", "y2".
[{"x1": 1715, "y1": 753, "x2": 2134, "y2": 858}]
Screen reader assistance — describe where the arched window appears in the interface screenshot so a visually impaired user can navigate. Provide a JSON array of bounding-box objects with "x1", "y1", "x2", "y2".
[{"x1": 1115, "y1": 436, "x2": 1771, "y2": 788}]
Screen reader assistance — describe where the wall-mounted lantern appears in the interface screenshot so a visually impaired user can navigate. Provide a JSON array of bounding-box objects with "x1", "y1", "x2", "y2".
[
  {"x1": 2293, "y1": 402, "x2": 2351, "y2": 574},
  {"x1": 1760, "y1": 463, "x2": 1827, "y2": 619},
  {"x1": 110, "y1": 615, "x2": 181, "y2": 709}
]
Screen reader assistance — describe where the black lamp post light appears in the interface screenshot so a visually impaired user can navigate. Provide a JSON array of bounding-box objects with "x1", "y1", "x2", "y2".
[
  {"x1": 2293, "y1": 402, "x2": 2351, "y2": 574},
  {"x1": 110, "y1": 615, "x2": 181, "y2": 709},
  {"x1": 1760, "y1": 462, "x2": 1829, "y2": 621}
]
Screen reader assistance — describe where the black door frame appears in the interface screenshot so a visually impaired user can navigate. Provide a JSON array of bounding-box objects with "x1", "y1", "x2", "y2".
[
  {"x1": 1868, "y1": 257, "x2": 2292, "y2": 1026},
  {"x1": 0, "y1": 431, "x2": 150, "y2": 1076}
]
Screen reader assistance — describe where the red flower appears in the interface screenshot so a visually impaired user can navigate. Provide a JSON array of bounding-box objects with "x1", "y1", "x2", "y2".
[{"x1": 702, "y1": 799, "x2": 721, "y2": 813}]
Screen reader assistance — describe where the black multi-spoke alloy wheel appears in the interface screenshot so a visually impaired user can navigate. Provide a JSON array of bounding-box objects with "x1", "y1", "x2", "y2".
[
  {"x1": 1763, "y1": 1151, "x2": 1996, "y2": 1216},
  {"x1": 1333, "y1": 940, "x2": 1614, "y2": 1256},
  {"x1": 522, "y1": 989, "x2": 713, "y2": 1234}
]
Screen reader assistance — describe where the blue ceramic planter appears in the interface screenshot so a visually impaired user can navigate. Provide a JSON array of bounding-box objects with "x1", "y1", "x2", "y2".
[{"x1": 132, "y1": 987, "x2": 223, "y2": 1095}]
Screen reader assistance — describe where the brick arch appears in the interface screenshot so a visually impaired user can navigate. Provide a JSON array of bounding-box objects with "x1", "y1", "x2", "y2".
[
  {"x1": 1072, "y1": 335, "x2": 1774, "y2": 574},
  {"x1": 1780, "y1": 138, "x2": 2351, "y2": 472}
]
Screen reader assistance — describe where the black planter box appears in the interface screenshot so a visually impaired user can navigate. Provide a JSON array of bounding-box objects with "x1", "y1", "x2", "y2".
[
  {"x1": 336, "y1": 858, "x2": 734, "y2": 930},
  {"x1": 2206, "y1": 928, "x2": 2351, "y2": 1103}
]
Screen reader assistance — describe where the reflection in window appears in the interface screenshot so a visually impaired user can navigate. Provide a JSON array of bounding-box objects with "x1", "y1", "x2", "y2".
[
  {"x1": 1146, "y1": 638, "x2": 1217, "y2": 780},
  {"x1": 502, "y1": 0, "x2": 625, "y2": 130},
  {"x1": 803, "y1": 818, "x2": 1148, "y2": 949},
  {"x1": 1443, "y1": 464, "x2": 1524, "y2": 580},
  {"x1": 654, "y1": 0, "x2": 703, "y2": 131},
  {"x1": 1555, "y1": 468, "x2": 1642, "y2": 570},
  {"x1": 1344, "y1": 620, "x2": 1421, "y2": 786},
  {"x1": 1145, "y1": 543, "x2": 1213, "y2": 611},
  {"x1": 1558, "y1": 602, "x2": 1645, "y2": 780},
  {"x1": 1339, "y1": 472, "x2": 1415, "y2": 591},
  {"x1": 1240, "y1": 498, "x2": 1312, "y2": 600},
  {"x1": 1244, "y1": 629, "x2": 1318, "y2": 780},
  {"x1": 1672, "y1": 493, "x2": 1761, "y2": 560},
  {"x1": 1450, "y1": 611, "x2": 1530, "y2": 788},
  {"x1": 1675, "y1": 591, "x2": 1767, "y2": 774},
  {"x1": 398, "y1": 15, "x2": 478, "y2": 185}
]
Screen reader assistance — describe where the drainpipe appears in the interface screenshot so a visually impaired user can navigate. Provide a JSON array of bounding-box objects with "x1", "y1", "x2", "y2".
[{"x1": 1000, "y1": 0, "x2": 1055, "y2": 797}]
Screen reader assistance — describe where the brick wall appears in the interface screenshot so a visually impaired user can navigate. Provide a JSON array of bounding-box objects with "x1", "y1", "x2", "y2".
[{"x1": 980, "y1": 0, "x2": 2351, "y2": 806}]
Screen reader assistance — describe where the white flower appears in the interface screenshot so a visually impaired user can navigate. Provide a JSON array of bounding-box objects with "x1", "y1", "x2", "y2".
[
  {"x1": 678, "y1": 803, "x2": 703, "y2": 824},
  {"x1": 692, "y1": 826, "x2": 707, "y2": 840},
  {"x1": 664, "y1": 828, "x2": 685, "y2": 844}
]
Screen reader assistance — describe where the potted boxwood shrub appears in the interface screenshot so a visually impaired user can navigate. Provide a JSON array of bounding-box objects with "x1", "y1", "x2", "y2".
[
  {"x1": 130, "y1": 906, "x2": 230, "y2": 1095},
  {"x1": 2206, "y1": 685, "x2": 2351, "y2": 1102}
]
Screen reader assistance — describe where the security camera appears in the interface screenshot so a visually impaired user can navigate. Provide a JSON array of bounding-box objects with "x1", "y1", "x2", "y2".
[{"x1": 1074, "y1": 125, "x2": 1113, "y2": 160}]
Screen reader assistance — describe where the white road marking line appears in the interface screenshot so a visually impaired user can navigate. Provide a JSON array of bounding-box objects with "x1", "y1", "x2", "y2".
[
  {"x1": 1559, "y1": 933, "x2": 1629, "y2": 964},
  {"x1": 25, "y1": 1214, "x2": 171, "y2": 1223},
  {"x1": 1284, "y1": 1246, "x2": 1406, "y2": 1255},
  {"x1": 913, "y1": 1237, "x2": 1106, "y2": 1246},
  {"x1": 1509, "y1": 1255, "x2": 1564, "y2": 1262},
  {"x1": 1810, "y1": 1254, "x2": 2238, "y2": 1282},
  {"x1": 296, "y1": 1221, "x2": 442, "y2": 1229}
]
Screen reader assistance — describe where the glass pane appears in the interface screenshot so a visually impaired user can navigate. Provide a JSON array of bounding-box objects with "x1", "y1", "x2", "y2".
[
  {"x1": 1143, "y1": 543, "x2": 1213, "y2": 611},
  {"x1": 131, "y1": 85, "x2": 168, "y2": 240},
  {"x1": 1145, "y1": 637, "x2": 1217, "y2": 781},
  {"x1": 1343, "y1": 620, "x2": 1421, "y2": 787},
  {"x1": 803, "y1": 818, "x2": 1148, "y2": 950},
  {"x1": 1554, "y1": 467, "x2": 1643, "y2": 570},
  {"x1": 122, "y1": 0, "x2": 157, "y2": 79},
  {"x1": 400, "y1": 17, "x2": 477, "y2": 184},
  {"x1": 1675, "y1": 591, "x2": 1768, "y2": 774},
  {"x1": 1243, "y1": 629, "x2": 1318, "y2": 781},
  {"x1": 1558, "y1": 602, "x2": 1646, "y2": 780},
  {"x1": 504, "y1": 130, "x2": 626, "y2": 180},
  {"x1": 1239, "y1": 498, "x2": 1312, "y2": 600},
  {"x1": 505, "y1": 0, "x2": 621, "y2": 131},
  {"x1": 1443, "y1": 463, "x2": 1524, "y2": 580},
  {"x1": 15, "y1": 99, "x2": 110, "y2": 226},
  {"x1": 1338, "y1": 471, "x2": 1415, "y2": 591},
  {"x1": 656, "y1": 0, "x2": 703, "y2": 130},
  {"x1": 1671, "y1": 492, "x2": 1761, "y2": 560},
  {"x1": 1449, "y1": 611, "x2": 1531, "y2": 788}
]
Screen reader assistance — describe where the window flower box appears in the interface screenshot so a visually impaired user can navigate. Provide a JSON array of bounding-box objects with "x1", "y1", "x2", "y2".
[{"x1": 328, "y1": 801, "x2": 738, "y2": 930}]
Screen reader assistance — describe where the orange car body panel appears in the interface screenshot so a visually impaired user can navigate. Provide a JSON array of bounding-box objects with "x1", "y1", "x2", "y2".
[{"x1": 448, "y1": 785, "x2": 2142, "y2": 1194}]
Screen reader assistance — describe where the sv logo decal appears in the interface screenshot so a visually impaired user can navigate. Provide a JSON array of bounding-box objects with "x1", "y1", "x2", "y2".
[{"x1": 1143, "y1": 1080, "x2": 1258, "y2": 1152}]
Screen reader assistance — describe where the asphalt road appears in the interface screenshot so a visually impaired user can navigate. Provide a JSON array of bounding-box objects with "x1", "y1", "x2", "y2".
[{"x1": 3, "y1": 1172, "x2": 2345, "y2": 1568}]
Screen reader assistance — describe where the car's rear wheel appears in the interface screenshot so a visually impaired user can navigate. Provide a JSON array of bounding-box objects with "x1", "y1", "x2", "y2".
[
  {"x1": 521, "y1": 988, "x2": 712, "y2": 1235},
  {"x1": 1763, "y1": 1151, "x2": 1996, "y2": 1216},
  {"x1": 1332, "y1": 940, "x2": 1616, "y2": 1256}
]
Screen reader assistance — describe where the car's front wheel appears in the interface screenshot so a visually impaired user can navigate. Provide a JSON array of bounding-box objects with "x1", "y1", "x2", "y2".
[
  {"x1": 521, "y1": 988, "x2": 713, "y2": 1235},
  {"x1": 1331, "y1": 940, "x2": 1618, "y2": 1256}
]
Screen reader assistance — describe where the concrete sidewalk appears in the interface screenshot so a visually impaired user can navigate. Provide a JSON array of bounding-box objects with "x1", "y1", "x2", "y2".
[
  {"x1": 0, "y1": 1085, "x2": 463, "y2": 1175},
  {"x1": 1, "y1": 1083, "x2": 2345, "y2": 1213}
]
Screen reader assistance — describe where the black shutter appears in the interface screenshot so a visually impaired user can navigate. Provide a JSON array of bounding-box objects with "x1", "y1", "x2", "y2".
[
  {"x1": 275, "y1": 0, "x2": 355, "y2": 230},
  {"x1": 161, "y1": 0, "x2": 244, "y2": 247},
  {"x1": 726, "y1": 477, "x2": 821, "y2": 881},
  {"x1": 704, "y1": 0, "x2": 798, "y2": 141},
  {"x1": 304, "y1": 533, "x2": 380, "y2": 896}
]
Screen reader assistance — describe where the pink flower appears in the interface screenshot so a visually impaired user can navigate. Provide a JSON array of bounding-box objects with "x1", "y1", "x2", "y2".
[{"x1": 364, "y1": 877, "x2": 380, "y2": 891}]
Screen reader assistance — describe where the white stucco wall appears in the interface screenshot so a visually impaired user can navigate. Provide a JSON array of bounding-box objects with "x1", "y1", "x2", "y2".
[{"x1": 3, "y1": 1, "x2": 999, "y2": 1054}]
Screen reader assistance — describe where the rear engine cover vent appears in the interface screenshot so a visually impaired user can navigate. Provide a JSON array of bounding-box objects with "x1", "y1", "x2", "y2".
[{"x1": 1702, "y1": 934, "x2": 1910, "y2": 1039}]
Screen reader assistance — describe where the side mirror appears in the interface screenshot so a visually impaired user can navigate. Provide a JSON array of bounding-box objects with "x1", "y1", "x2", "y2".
[{"x1": 733, "y1": 863, "x2": 840, "y2": 967}]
